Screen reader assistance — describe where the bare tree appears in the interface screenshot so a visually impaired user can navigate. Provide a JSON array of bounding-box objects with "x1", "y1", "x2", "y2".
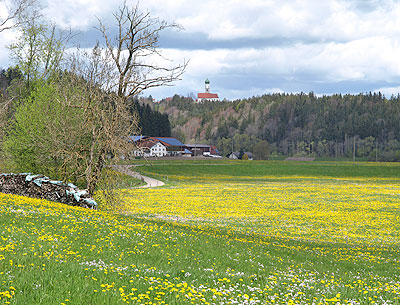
[
  {"x1": 0, "y1": 0, "x2": 39, "y2": 32},
  {"x1": 96, "y1": 2, "x2": 188, "y2": 100},
  {"x1": 75, "y1": 2, "x2": 187, "y2": 194},
  {"x1": 67, "y1": 45, "x2": 140, "y2": 196}
]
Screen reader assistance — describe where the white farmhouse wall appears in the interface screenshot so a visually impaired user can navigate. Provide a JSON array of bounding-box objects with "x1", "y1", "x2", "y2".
[{"x1": 150, "y1": 142, "x2": 167, "y2": 157}]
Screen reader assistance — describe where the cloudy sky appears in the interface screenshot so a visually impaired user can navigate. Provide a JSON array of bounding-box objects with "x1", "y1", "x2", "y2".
[{"x1": 1, "y1": 0, "x2": 400, "y2": 100}]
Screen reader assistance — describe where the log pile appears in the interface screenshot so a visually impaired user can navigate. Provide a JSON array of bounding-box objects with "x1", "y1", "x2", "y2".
[{"x1": 0, "y1": 173, "x2": 97, "y2": 209}]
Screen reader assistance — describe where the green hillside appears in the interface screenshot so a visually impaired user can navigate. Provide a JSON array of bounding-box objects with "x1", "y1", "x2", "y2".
[{"x1": 155, "y1": 93, "x2": 400, "y2": 160}]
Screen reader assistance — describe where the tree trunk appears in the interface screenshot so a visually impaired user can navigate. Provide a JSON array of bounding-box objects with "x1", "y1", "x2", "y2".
[{"x1": 87, "y1": 148, "x2": 106, "y2": 197}]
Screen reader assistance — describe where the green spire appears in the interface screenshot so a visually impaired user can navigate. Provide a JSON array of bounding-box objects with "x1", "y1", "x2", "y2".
[{"x1": 205, "y1": 78, "x2": 210, "y2": 84}]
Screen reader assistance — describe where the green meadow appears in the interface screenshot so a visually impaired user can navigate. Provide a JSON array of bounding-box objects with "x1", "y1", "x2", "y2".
[
  {"x1": 0, "y1": 160, "x2": 399, "y2": 304},
  {"x1": 132, "y1": 159, "x2": 400, "y2": 180}
]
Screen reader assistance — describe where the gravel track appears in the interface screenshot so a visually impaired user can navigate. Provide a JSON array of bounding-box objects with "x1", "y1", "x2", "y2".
[{"x1": 113, "y1": 165, "x2": 165, "y2": 188}]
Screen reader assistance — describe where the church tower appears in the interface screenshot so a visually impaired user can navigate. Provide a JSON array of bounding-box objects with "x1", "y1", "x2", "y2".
[
  {"x1": 197, "y1": 78, "x2": 219, "y2": 102},
  {"x1": 205, "y1": 78, "x2": 210, "y2": 93}
]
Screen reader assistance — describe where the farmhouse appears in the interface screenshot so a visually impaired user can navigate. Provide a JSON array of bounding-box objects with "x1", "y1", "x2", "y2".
[
  {"x1": 131, "y1": 136, "x2": 186, "y2": 157},
  {"x1": 151, "y1": 137, "x2": 186, "y2": 156},
  {"x1": 131, "y1": 135, "x2": 220, "y2": 157},
  {"x1": 132, "y1": 138, "x2": 167, "y2": 157}
]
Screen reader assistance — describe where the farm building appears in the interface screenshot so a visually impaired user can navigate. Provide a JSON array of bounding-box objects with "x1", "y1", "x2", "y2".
[
  {"x1": 182, "y1": 148, "x2": 193, "y2": 157},
  {"x1": 227, "y1": 152, "x2": 240, "y2": 159},
  {"x1": 130, "y1": 135, "x2": 220, "y2": 158},
  {"x1": 151, "y1": 137, "x2": 186, "y2": 156},
  {"x1": 132, "y1": 138, "x2": 167, "y2": 157},
  {"x1": 131, "y1": 136, "x2": 186, "y2": 156},
  {"x1": 227, "y1": 151, "x2": 253, "y2": 160},
  {"x1": 243, "y1": 152, "x2": 253, "y2": 160},
  {"x1": 185, "y1": 144, "x2": 211, "y2": 156}
]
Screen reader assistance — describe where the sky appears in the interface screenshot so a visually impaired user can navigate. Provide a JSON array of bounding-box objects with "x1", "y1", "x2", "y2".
[{"x1": 1, "y1": 0, "x2": 400, "y2": 100}]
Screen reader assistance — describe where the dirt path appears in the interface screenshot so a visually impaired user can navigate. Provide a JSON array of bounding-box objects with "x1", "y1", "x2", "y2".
[{"x1": 113, "y1": 165, "x2": 165, "y2": 188}]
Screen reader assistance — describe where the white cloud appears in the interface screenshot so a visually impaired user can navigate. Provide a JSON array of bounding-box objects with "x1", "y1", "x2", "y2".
[
  {"x1": 1, "y1": 0, "x2": 400, "y2": 99},
  {"x1": 150, "y1": 32, "x2": 400, "y2": 98},
  {"x1": 43, "y1": 0, "x2": 116, "y2": 29},
  {"x1": 141, "y1": 0, "x2": 400, "y2": 44},
  {"x1": 36, "y1": 0, "x2": 400, "y2": 44},
  {"x1": 0, "y1": 27, "x2": 19, "y2": 67},
  {"x1": 375, "y1": 86, "x2": 400, "y2": 97},
  {"x1": 309, "y1": 37, "x2": 400, "y2": 82}
]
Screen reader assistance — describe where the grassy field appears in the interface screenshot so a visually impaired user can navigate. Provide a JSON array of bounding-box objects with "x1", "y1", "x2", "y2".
[{"x1": 0, "y1": 160, "x2": 400, "y2": 304}]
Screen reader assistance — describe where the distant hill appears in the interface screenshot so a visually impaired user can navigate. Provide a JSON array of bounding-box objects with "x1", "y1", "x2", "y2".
[{"x1": 154, "y1": 93, "x2": 400, "y2": 160}]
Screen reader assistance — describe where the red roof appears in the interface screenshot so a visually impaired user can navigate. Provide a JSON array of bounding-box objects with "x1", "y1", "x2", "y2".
[
  {"x1": 136, "y1": 139, "x2": 158, "y2": 149},
  {"x1": 197, "y1": 93, "x2": 219, "y2": 99},
  {"x1": 149, "y1": 137, "x2": 185, "y2": 147}
]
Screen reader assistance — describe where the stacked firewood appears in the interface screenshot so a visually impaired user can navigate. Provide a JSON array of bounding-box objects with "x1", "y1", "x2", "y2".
[{"x1": 0, "y1": 173, "x2": 97, "y2": 209}]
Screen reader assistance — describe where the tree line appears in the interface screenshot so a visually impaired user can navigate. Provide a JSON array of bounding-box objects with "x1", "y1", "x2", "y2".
[{"x1": 158, "y1": 93, "x2": 400, "y2": 161}]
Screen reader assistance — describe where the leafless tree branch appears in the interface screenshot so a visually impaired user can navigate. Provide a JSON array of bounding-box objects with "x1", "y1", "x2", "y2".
[
  {"x1": 95, "y1": 1, "x2": 188, "y2": 100},
  {"x1": 0, "y1": 0, "x2": 40, "y2": 32}
]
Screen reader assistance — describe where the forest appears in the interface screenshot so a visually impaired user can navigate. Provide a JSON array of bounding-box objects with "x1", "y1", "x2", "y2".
[
  {"x1": 130, "y1": 99, "x2": 171, "y2": 137},
  {"x1": 156, "y1": 92, "x2": 400, "y2": 160}
]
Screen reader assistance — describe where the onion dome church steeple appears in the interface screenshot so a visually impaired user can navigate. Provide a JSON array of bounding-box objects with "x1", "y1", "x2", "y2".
[{"x1": 205, "y1": 78, "x2": 210, "y2": 93}]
